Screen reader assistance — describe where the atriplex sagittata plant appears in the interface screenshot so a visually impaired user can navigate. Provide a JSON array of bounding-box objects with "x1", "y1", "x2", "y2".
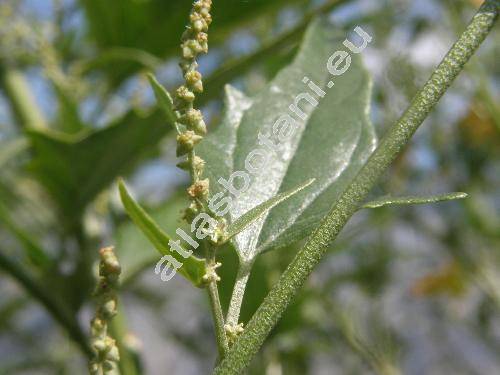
[{"x1": 114, "y1": 1, "x2": 499, "y2": 374}]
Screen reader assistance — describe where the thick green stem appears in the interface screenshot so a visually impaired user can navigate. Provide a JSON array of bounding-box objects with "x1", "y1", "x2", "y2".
[
  {"x1": 214, "y1": 2, "x2": 499, "y2": 373},
  {"x1": 0, "y1": 249, "x2": 92, "y2": 358}
]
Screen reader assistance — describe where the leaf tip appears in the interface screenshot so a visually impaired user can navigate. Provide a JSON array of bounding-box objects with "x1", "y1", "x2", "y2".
[
  {"x1": 117, "y1": 178, "x2": 130, "y2": 202},
  {"x1": 145, "y1": 72, "x2": 157, "y2": 85}
]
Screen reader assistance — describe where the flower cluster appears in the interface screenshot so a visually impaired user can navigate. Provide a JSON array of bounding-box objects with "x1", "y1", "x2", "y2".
[
  {"x1": 224, "y1": 322, "x2": 244, "y2": 345},
  {"x1": 174, "y1": 1, "x2": 213, "y2": 224},
  {"x1": 89, "y1": 247, "x2": 121, "y2": 374}
]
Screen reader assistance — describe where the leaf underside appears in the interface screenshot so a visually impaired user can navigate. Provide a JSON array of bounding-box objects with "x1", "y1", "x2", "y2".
[{"x1": 198, "y1": 19, "x2": 377, "y2": 262}]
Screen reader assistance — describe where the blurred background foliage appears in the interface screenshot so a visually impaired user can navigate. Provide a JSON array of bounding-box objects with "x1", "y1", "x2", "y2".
[{"x1": 0, "y1": 0, "x2": 499, "y2": 374}]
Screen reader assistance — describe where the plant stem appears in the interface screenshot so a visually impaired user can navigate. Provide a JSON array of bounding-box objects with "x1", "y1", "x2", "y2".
[
  {"x1": 0, "y1": 249, "x2": 92, "y2": 358},
  {"x1": 0, "y1": 67, "x2": 47, "y2": 129},
  {"x1": 213, "y1": 2, "x2": 499, "y2": 373},
  {"x1": 225, "y1": 261, "x2": 253, "y2": 327},
  {"x1": 205, "y1": 244, "x2": 230, "y2": 359},
  {"x1": 207, "y1": 278, "x2": 229, "y2": 358}
]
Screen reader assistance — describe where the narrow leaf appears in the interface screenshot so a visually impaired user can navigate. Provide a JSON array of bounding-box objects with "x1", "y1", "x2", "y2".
[
  {"x1": 361, "y1": 192, "x2": 468, "y2": 209},
  {"x1": 224, "y1": 179, "x2": 315, "y2": 243},
  {"x1": 118, "y1": 179, "x2": 206, "y2": 287},
  {"x1": 147, "y1": 73, "x2": 177, "y2": 124}
]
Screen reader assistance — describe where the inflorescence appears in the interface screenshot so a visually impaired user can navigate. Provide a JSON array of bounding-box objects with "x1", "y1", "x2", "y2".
[
  {"x1": 89, "y1": 247, "x2": 121, "y2": 374},
  {"x1": 174, "y1": 0, "x2": 213, "y2": 224}
]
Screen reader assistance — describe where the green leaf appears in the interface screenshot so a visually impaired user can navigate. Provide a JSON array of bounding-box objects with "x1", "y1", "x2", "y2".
[
  {"x1": 147, "y1": 73, "x2": 177, "y2": 124},
  {"x1": 0, "y1": 138, "x2": 28, "y2": 168},
  {"x1": 27, "y1": 108, "x2": 170, "y2": 227},
  {"x1": 224, "y1": 178, "x2": 315, "y2": 243},
  {"x1": 361, "y1": 192, "x2": 468, "y2": 209},
  {"x1": 0, "y1": 201, "x2": 51, "y2": 269},
  {"x1": 116, "y1": 191, "x2": 190, "y2": 285},
  {"x1": 198, "y1": 19, "x2": 376, "y2": 262},
  {"x1": 118, "y1": 179, "x2": 206, "y2": 287}
]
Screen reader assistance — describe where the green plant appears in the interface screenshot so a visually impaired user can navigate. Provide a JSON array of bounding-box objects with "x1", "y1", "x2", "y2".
[
  {"x1": 0, "y1": 0, "x2": 498, "y2": 374},
  {"x1": 116, "y1": 1, "x2": 498, "y2": 374}
]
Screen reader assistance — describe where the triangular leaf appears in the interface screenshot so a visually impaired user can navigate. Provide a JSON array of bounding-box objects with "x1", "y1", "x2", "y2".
[
  {"x1": 224, "y1": 178, "x2": 315, "y2": 243},
  {"x1": 198, "y1": 19, "x2": 376, "y2": 261},
  {"x1": 361, "y1": 192, "x2": 468, "y2": 209},
  {"x1": 27, "y1": 108, "x2": 170, "y2": 226},
  {"x1": 118, "y1": 179, "x2": 206, "y2": 287}
]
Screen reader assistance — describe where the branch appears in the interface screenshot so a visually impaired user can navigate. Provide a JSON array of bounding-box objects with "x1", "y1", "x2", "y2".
[
  {"x1": 0, "y1": 67, "x2": 47, "y2": 129},
  {"x1": 213, "y1": 2, "x2": 499, "y2": 373}
]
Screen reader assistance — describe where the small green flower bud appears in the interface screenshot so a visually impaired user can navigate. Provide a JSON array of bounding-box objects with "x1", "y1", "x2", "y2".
[
  {"x1": 103, "y1": 360, "x2": 114, "y2": 371},
  {"x1": 182, "y1": 45, "x2": 195, "y2": 60},
  {"x1": 189, "y1": 12, "x2": 202, "y2": 24},
  {"x1": 106, "y1": 344, "x2": 120, "y2": 362},
  {"x1": 202, "y1": 262, "x2": 221, "y2": 283},
  {"x1": 176, "y1": 85, "x2": 195, "y2": 103},
  {"x1": 91, "y1": 317, "x2": 105, "y2": 336},
  {"x1": 200, "y1": 7, "x2": 210, "y2": 18},
  {"x1": 192, "y1": 119, "x2": 206, "y2": 135},
  {"x1": 182, "y1": 39, "x2": 203, "y2": 59},
  {"x1": 187, "y1": 178, "x2": 209, "y2": 199},
  {"x1": 92, "y1": 339, "x2": 107, "y2": 353},
  {"x1": 99, "y1": 247, "x2": 121, "y2": 277},
  {"x1": 176, "y1": 131, "x2": 203, "y2": 156},
  {"x1": 176, "y1": 156, "x2": 205, "y2": 175},
  {"x1": 193, "y1": 1, "x2": 204, "y2": 11},
  {"x1": 89, "y1": 363, "x2": 99, "y2": 375},
  {"x1": 192, "y1": 19, "x2": 207, "y2": 33},
  {"x1": 101, "y1": 298, "x2": 117, "y2": 318},
  {"x1": 179, "y1": 108, "x2": 202, "y2": 125},
  {"x1": 224, "y1": 323, "x2": 244, "y2": 345},
  {"x1": 185, "y1": 70, "x2": 203, "y2": 93},
  {"x1": 210, "y1": 217, "x2": 228, "y2": 245},
  {"x1": 179, "y1": 109, "x2": 207, "y2": 135},
  {"x1": 196, "y1": 32, "x2": 208, "y2": 52},
  {"x1": 192, "y1": 155, "x2": 206, "y2": 175},
  {"x1": 202, "y1": 12, "x2": 212, "y2": 25}
]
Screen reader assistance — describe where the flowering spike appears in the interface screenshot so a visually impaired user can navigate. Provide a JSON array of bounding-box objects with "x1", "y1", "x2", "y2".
[
  {"x1": 174, "y1": 0, "x2": 214, "y2": 224},
  {"x1": 89, "y1": 247, "x2": 122, "y2": 374}
]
